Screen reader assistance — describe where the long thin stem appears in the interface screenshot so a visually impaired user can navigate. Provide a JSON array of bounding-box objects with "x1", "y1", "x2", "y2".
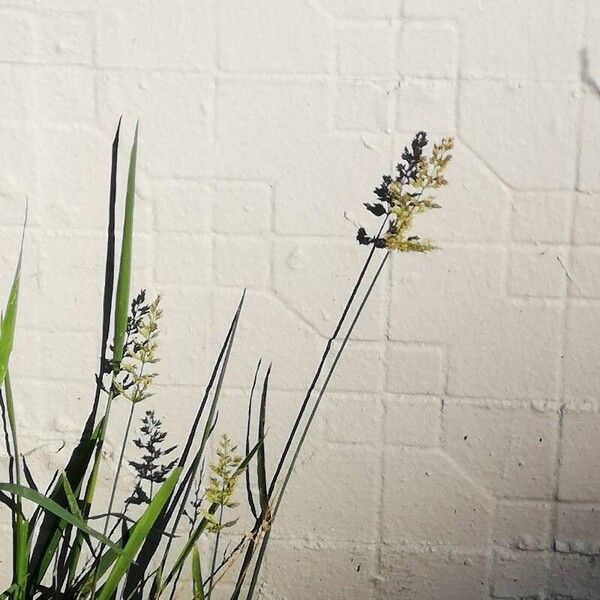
[
  {"x1": 102, "y1": 334, "x2": 151, "y2": 545},
  {"x1": 276, "y1": 252, "x2": 389, "y2": 517},
  {"x1": 231, "y1": 242, "x2": 389, "y2": 599},
  {"x1": 204, "y1": 534, "x2": 247, "y2": 588},
  {"x1": 266, "y1": 216, "x2": 389, "y2": 499},
  {"x1": 103, "y1": 401, "x2": 136, "y2": 539},
  {"x1": 244, "y1": 252, "x2": 390, "y2": 600},
  {"x1": 206, "y1": 494, "x2": 225, "y2": 600}
]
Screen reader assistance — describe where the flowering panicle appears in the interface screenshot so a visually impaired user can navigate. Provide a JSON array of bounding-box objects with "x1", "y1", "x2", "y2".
[
  {"x1": 204, "y1": 434, "x2": 242, "y2": 533},
  {"x1": 357, "y1": 132, "x2": 454, "y2": 252},
  {"x1": 113, "y1": 291, "x2": 162, "y2": 404}
]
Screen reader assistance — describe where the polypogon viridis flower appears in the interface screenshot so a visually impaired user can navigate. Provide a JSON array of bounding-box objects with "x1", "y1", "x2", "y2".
[
  {"x1": 113, "y1": 291, "x2": 163, "y2": 404},
  {"x1": 204, "y1": 434, "x2": 242, "y2": 533},
  {"x1": 357, "y1": 132, "x2": 454, "y2": 252}
]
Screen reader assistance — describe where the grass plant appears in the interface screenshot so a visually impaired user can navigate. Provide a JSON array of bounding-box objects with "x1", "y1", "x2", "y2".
[{"x1": 0, "y1": 124, "x2": 452, "y2": 599}]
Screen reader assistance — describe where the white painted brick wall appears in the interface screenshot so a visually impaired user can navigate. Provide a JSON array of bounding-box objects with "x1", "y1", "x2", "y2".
[{"x1": 1, "y1": 1, "x2": 600, "y2": 598}]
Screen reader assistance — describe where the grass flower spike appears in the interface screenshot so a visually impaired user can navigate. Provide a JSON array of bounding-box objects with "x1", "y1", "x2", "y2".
[
  {"x1": 357, "y1": 132, "x2": 454, "y2": 252},
  {"x1": 114, "y1": 291, "x2": 162, "y2": 404},
  {"x1": 204, "y1": 434, "x2": 242, "y2": 532}
]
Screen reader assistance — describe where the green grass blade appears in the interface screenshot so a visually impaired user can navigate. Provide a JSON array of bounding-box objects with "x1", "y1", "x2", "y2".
[
  {"x1": 96, "y1": 466, "x2": 182, "y2": 600},
  {"x1": 0, "y1": 207, "x2": 26, "y2": 388},
  {"x1": 56, "y1": 472, "x2": 90, "y2": 593},
  {"x1": 192, "y1": 546, "x2": 205, "y2": 600},
  {"x1": 0, "y1": 213, "x2": 27, "y2": 597},
  {"x1": 68, "y1": 122, "x2": 132, "y2": 583},
  {"x1": 164, "y1": 511, "x2": 214, "y2": 590},
  {"x1": 0, "y1": 483, "x2": 119, "y2": 550},
  {"x1": 75, "y1": 516, "x2": 178, "y2": 597},
  {"x1": 27, "y1": 469, "x2": 58, "y2": 537},
  {"x1": 112, "y1": 122, "x2": 138, "y2": 370},
  {"x1": 81, "y1": 125, "x2": 139, "y2": 582}
]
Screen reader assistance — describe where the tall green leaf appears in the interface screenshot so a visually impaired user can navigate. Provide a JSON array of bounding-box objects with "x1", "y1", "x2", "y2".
[
  {"x1": 60, "y1": 472, "x2": 84, "y2": 521},
  {"x1": 72, "y1": 123, "x2": 140, "y2": 583},
  {"x1": 149, "y1": 567, "x2": 162, "y2": 600},
  {"x1": 59, "y1": 119, "x2": 122, "y2": 589},
  {"x1": 96, "y1": 466, "x2": 182, "y2": 600},
  {"x1": 0, "y1": 207, "x2": 26, "y2": 388},
  {"x1": 0, "y1": 212, "x2": 27, "y2": 600},
  {"x1": 112, "y1": 122, "x2": 138, "y2": 369}
]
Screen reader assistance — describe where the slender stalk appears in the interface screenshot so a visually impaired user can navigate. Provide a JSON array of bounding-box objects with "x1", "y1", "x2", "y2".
[
  {"x1": 103, "y1": 401, "x2": 136, "y2": 539},
  {"x1": 267, "y1": 216, "x2": 389, "y2": 499},
  {"x1": 89, "y1": 380, "x2": 117, "y2": 474},
  {"x1": 88, "y1": 368, "x2": 136, "y2": 600},
  {"x1": 203, "y1": 534, "x2": 245, "y2": 583},
  {"x1": 102, "y1": 330, "x2": 153, "y2": 545},
  {"x1": 231, "y1": 221, "x2": 389, "y2": 599},
  {"x1": 165, "y1": 474, "x2": 203, "y2": 600},
  {"x1": 245, "y1": 252, "x2": 390, "y2": 600},
  {"x1": 206, "y1": 494, "x2": 225, "y2": 600},
  {"x1": 274, "y1": 252, "x2": 389, "y2": 517}
]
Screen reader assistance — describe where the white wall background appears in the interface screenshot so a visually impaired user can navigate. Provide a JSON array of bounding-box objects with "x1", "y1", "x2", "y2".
[{"x1": 1, "y1": 1, "x2": 600, "y2": 598}]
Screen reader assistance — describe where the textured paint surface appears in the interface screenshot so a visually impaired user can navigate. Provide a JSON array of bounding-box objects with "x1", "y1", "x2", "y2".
[{"x1": 0, "y1": 1, "x2": 600, "y2": 598}]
